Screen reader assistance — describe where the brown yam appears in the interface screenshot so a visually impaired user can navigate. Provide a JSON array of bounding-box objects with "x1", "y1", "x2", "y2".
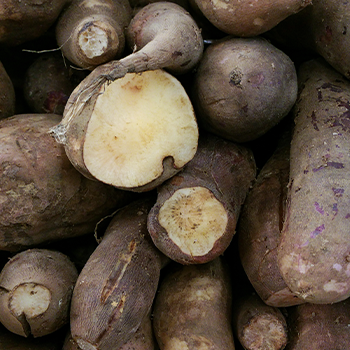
[
  {"x1": 153, "y1": 258, "x2": 235, "y2": 349},
  {"x1": 0, "y1": 249, "x2": 78, "y2": 338},
  {"x1": 0, "y1": 114, "x2": 134, "y2": 252},
  {"x1": 285, "y1": 299, "x2": 350, "y2": 349},
  {"x1": 56, "y1": 0, "x2": 132, "y2": 69},
  {"x1": 147, "y1": 132, "x2": 256, "y2": 264},
  {"x1": 69, "y1": 197, "x2": 166, "y2": 350},
  {"x1": 277, "y1": 58, "x2": 350, "y2": 304},
  {"x1": 238, "y1": 131, "x2": 304, "y2": 307},
  {"x1": 50, "y1": 69, "x2": 199, "y2": 192},
  {"x1": 0, "y1": 61, "x2": 15, "y2": 120},
  {"x1": 232, "y1": 292, "x2": 288, "y2": 350},
  {"x1": 191, "y1": 0, "x2": 311, "y2": 37},
  {"x1": 191, "y1": 36, "x2": 298, "y2": 143}
]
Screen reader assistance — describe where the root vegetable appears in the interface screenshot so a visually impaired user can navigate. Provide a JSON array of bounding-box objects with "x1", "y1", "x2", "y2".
[
  {"x1": 147, "y1": 132, "x2": 256, "y2": 264},
  {"x1": 191, "y1": 36, "x2": 298, "y2": 143},
  {"x1": 0, "y1": 113, "x2": 134, "y2": 252},
  {"x1": 285, "y1": 300, "x2": 350, "y2": 349},
  {"x1": 277, "y1": 58, "x2": 350, "y2": 304},
  {"x1": 50, "y1": 69, "x2": 199, "y2": 192},
  {"x1": 0, "y1": 61, "x2": 15, "y2": 120},
  {"x1": 69, "y1": 197, "x2": 166, "y2": 350},
  {"x1": 0, "y1": 0, "x2": 70, "y2": 46},
  {"x1": 23, "y1": 52, "x2": 85, "y2": 115},
  {"x1": 238, "y1": 131, "x2": 304, "y2": 307},
  {"x1": 153, "y1": 258, "x2": 235, "y2": 349},
  {"x1": 232, "y1": 292, "x2": 288, "y2": 350},
  {"x1": 0, "y1": 249, "x2": 78, "y2": 338},
  {"x1": 191, "y1": 0, "x2": 311, "y2": 37},
  {"x1": 56, "y1": 0, "x2": 132, "y2": 69}
]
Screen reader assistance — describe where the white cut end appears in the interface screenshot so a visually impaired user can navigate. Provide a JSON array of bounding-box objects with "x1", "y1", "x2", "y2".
[
  {"x1": 83, "y1": 70, "x2": 198, "y2": 189},
  {"x1": 78, "y1": 22, "x2": 114, "y2": 59},
  {"x1": 9, "y1": 283, "x2": 51, "y2": 318},
  {"x1": 158, "y1": 187, "x2": 228, "y2": 256}
]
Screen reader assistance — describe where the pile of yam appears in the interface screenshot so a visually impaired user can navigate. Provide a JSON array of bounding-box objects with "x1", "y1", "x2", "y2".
[{"x1": 1, "y1": 0, "x2": 350, "y2": 349}]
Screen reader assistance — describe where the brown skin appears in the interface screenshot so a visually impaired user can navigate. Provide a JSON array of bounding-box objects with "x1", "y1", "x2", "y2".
[
  {"x1": 56, "y1": 0, "x2": 132, "y2": 69},
  {"x1": 0, "y1": 0, "x2": 71, "y2": 46},
  {"x1": 267, "y1": 0, "x2": 350, "y2": 80},
  {"x1": 64, "y1": 313, "x2": 158, "y2": 350},
  {"x1": 0, "y1": 114, "x2": 135, "y2": 252},
  {"x1": 50, "y1": 69, "x2": 199, "y2": 192},
  {"x1": 0, "y1": 61, "x2": 15, "y2": 120},
  {"x1": 238, "y1": 131, "x2": 304, "y2": 307},
  {"x1": 191, "y1": 0, "x2": 311, "y2": 37},
  {"x1": 0, "y1": 249, "x2": 78, "y2": 338},
  {"x1": 147, "y1": 132, "x2": 256, "y2": 264},
  {"x1": 191, "y1": 36, "x2": 298, "y2": 143},
  {"x1": 277, "y1": 58, "x2": 350, "y2": 304},
  {"x1": 69, "y1": 197, "x2": 167, "y2": 350},
  {"x1": 285, "y1": 299, "x2": 350, "y2": 349},
  {"x1": 232, "y1": 292, "x2": 288, "y2": 350},
  {"x1": 153, "y1": 258, "x2": 235, "y2": 349},
  {"x1": 51, "y1": 1, "x2": 203, "y2": 126},
  {"x1": 23, "y1": 52, "x2": 86, "y2": 115}
]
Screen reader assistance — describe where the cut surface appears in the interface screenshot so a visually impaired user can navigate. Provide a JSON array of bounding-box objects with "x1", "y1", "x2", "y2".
[
  {"x1": 83, "y1": 70, "x2": 198, "y2": 189},
  {"x1": 158, "y1": 187, "x2": 228, "y2": 256},
  {"x1": 242, "y1": 314, "x2": 287, "y2": 350},
  {"x1": 9, "y1": 283, "x2": 51, "y2": 318}
]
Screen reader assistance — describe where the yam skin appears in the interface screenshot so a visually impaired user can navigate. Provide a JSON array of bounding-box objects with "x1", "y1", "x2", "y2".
[
  {"x1": 50, "y1": 69, "x2": 199, "y2": 192},
  {"x1": 147, "y1": 132, "x2": 256, "y2": 264},
  {"x1": 69, "y1": 197, "x2": 166, "y2": 350},
  {"x1": 238, "y1": 131, "x2": 304, "y2": 307},
  {"x1": 23, "y1": 53, "x2": 85, "y2": 115},
  {"x1": 285, "y1": 299, "x2": 350, "y2": 350},
  {"x1": 153, "y1": 258, "x2": 235, "y2": 350},
  {"x1": 191, "y1": 36, "x2": 298, "y2": 143},
  {"x1": 0, "y1": 114, "x2": 134, "y2": 252},
  {"x1": 191, "y1": 0, "x2": 311, "y2": 37},
  {"x1": 267, "y1": 0, "x2": 350, "y2": 81},
  {"x1": 232, "y1": 292, "x2": 288, "y2": 350},
  {"x1": 0, "y1": 249, "x2": 78, "y2": 338},
  {"x1": 0, "y1": 0, "x2": 70, "y2": 46},
  {"x1": 0, "y1": 61, "x2": 15, "y2": 120},
  {"x1": 277, "y1": 58, "x2": 350, "y2": 304},
  {"x1": 56, "y1": 0, "x2": 132, "y2": 69},
  {"x1": 51, "y1": 1, "x2": 203, "y2": 136}
]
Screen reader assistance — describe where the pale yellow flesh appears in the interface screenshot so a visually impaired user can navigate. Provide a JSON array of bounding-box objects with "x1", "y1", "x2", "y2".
[
  {"x1": 83, "y1": 70, "x2": 198, "y2": 188},
  {"x1": 9, "y1": 283, "x2": 51, "y2": 318},
  {"x1": 158, "y1": 187, "x2": 228, "y2": 256}
]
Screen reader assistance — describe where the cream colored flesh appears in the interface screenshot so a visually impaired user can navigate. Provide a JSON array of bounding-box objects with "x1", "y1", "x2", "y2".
[
  {"x1": 10, "y1": 283, "x2": 51, "y2": 318},
  {"x1": 158, "y1": 187, "x2": 228, "y2": 256},
  {"x1": 83, "y1": 70, "x2": 198, "y2": 189}
]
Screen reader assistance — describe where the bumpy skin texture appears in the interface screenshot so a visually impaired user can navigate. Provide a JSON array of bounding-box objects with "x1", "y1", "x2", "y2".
[
  {"x1": 147, "y1": 132, "x2": 256, "y2": 264},
  {"x1": 0, "y1": 62, "x2": 15, "y2": 120},
  {"x1": 0, "y1": 114, "x2": 134, "y2": 252},
  {"x1": 285, "y1": 299, "x2": 350, "y2": 350},
  {"x1": 70, "y1": 198, "x2": 164, "y2": 350},
  {"x1": 153, "y1": 258, "x2": 235, "y2": 350},
  {"x1": 238, "y1": 131, "x2": 304, "y2": 307},
  {"x1": 192, "y1": 0, "x2": 311, "y2": 37},
  {"x1": 56, "y1": 0, "x2": 132, "y2": 69},
  {"x1": 0, "y1": 0, "x2": 70, "y2": 46},
  {"x1": 192, "y1": 36, "x2": 298, "y2": 143},
  {"x1": 277, "y1": 58, "x2": 350, "y2": 304},
  {"x1": 0, "y1": 249, "x2": 78, "y2": 338}
]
